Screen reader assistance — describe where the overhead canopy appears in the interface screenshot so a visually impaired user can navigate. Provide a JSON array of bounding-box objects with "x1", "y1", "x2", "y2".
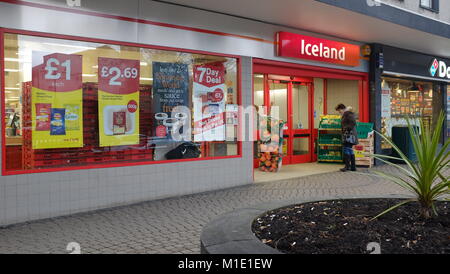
[{"x1": 161, "y1": 0, "x2": 450, "y2": 59}]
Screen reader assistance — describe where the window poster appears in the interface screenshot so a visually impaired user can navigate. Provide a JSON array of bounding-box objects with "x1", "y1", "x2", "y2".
[
  {"x1": 98, "y1": 57, "x2": 140, "y2": 147},
  {"x1": 193, "y1": 62, "x2": 227, "y2": 141},
  {"x1": 381, "y1": 81, "x2": 391, "y2": 118},
  {"x1": 152, "y1": 62, "x2": 189, "y2": 140},
  {"x1": 31, "y1": 52, "x2": 83, "y2": 149}
]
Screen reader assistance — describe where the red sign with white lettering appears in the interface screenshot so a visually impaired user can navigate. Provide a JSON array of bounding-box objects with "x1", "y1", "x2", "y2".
[
  {"x1": 98, "y1": 57, "x2": 140, "y2": 94},
  {"x1": 276, "y1": 31, "x2": 360, "y2": 67},
  {"x1": 193, "y1": 63, "x2": 225, "y2": 88},
  {"x1": 32, "y1": 53, "x2": 82, "y2": 92}
]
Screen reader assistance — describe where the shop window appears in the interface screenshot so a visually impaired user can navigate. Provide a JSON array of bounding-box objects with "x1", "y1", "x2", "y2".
[
  {"x1": 380, "y1": 77, "x2": 443, "y2": 149},
  {"x1": 326, "y1": 79, "x2": 359, "y2": 118},
  {"x1": 447, "y1": 85, "x2": 450, "y2": 138},
  {"x1": 3, "y1": 33, "x2": 240, "y2": 173},
  {"x1": 420, "y1": 0, "x2": 439, "y2": 12},
  {"x1": 313, "y1": 78, "x2": 325, "y2": 129}
]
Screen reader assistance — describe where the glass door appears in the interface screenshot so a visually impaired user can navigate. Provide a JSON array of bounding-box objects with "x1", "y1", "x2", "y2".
[
  {"x1": 290, "y1": 82, "x2": 313, "y2": 163},
  {"x1": 253, "y1": 74, "x2": 314, "y2": 166}
]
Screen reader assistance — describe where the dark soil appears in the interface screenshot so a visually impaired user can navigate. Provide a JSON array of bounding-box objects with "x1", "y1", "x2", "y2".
[{"x1": 252, "y1": 199, "x2": 449, "y2": 254}]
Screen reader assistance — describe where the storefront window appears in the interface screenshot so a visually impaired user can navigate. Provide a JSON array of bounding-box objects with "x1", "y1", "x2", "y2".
[
  {"x1": 380, "y1": 77, "x2": 443, "y2": 149},
  {"x1": 3, "y1": 33, "x2": 240, "y2": 173},
  {"x1": 325, "y1": 79, "x2": 359, "y2": 118},
  {"x1": 447, "y1": 85, "x2": 450, "y2": 138}
]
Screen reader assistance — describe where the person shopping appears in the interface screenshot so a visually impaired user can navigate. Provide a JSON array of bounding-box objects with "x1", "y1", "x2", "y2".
[{"x1": 335, "y1": 104, "x2": 358, "y2": 172}]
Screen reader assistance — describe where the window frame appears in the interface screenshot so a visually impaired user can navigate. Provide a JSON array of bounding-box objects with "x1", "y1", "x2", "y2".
[
  {"x1": 419, "y1": 0, "x2": 439, "y2": 13},
  {"x1": 0, "y1": 27, "x2": 243, "y2": 176}
]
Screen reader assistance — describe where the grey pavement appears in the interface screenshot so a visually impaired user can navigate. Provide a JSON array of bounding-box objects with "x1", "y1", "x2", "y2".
[{"x1": 0, "y1": 165, "x2": 414, "y2": 254}]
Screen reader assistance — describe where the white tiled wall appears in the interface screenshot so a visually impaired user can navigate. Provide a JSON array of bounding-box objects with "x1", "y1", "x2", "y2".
[{"x1": 0, "y1": 59, "x2": 253, "y2": 227}]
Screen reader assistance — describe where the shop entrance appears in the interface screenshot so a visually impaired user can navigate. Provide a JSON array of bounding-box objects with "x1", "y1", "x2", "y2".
[
  {"x1": 265, "y1": 75, "x2": 314, "y2": 164},
  {"x1": 253, "y1": 59, "x2": 370, "y2": 170}
]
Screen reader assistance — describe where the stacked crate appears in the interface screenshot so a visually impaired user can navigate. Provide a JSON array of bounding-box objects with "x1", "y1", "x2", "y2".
[
  {"x1": 354, "y1": 123, "x2": 374, "y2": 168},
  {"x1": 21, "y1": 82, "x2": 154, "y2": 170},
  {"x1": 318, "y1": 115, "x2": 343, "y2": 163}
]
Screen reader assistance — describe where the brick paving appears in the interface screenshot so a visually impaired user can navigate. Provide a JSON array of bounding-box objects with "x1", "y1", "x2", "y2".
[{"x1": 0, "y1": 165, "x2": 415, "y2": 254}]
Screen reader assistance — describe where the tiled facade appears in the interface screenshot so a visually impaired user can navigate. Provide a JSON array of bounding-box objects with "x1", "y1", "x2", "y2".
[{"x1": 0, "y1": 57, "x2": 253, "y2": 226}]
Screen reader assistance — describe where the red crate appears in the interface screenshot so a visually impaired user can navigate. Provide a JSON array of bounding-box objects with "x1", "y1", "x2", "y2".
[{"x1": 131, "y1": 153, "x2": 153, "y2": 161}]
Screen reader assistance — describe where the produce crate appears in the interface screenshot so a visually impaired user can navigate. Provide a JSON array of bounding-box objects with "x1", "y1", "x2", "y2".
[
  {"x1": 356, "y1": 122, "x2": 374, "y2": 139},
  {"x1": 318, "y1": 155, "x2": 343, "y2": 162},
  {"x1": 318, "y1": 134, "x2": 341, "y2": 145},
  {"x1": 319, "y1": 115, "x2": 341, "y2": 129},
  {"x1": 355, "y1": 157, "x2": 374, "y2": 168}
]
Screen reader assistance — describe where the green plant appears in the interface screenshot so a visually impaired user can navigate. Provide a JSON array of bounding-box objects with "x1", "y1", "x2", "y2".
[{"x1": 370, "y1": 111, "x2": 449, "y2": 220}]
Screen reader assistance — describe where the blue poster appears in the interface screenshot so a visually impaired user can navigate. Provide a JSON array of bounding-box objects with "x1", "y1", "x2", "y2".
[
  {"x1": 152, "y1": 62, "x2": 190, "y2": 141},
  {"x1": 152, "y1": 62, "x2": 189, "y2": 114}
]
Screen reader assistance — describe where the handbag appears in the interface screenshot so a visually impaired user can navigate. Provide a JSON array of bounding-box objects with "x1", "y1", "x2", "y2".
[{"x1": 343, "y1": 129, "x2": 358, "y2": 145}]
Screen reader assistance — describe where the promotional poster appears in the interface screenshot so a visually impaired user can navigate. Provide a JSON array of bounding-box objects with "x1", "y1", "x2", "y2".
[
  {"x1": 193, "y1": 62, "x2": 227, "y2": 141},
  {"x1": 31, "y1": 52, "x2": 83, "y2": 149},
  {"x1": 152, "y1": 62, "x2": 189, "y2": 140},
  {"x1": 98, "y1": 57, "x2": 140, "y2": 147}
]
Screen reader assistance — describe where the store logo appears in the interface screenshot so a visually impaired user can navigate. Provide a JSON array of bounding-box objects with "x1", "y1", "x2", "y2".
[
  {"x1": 430, "y1": 59, "x2": 438, "y2": 77},
  {"x1": 276, "y1": 32, "x2": 360, "y2": 66},
  {"x1": 430, "y1": 58, "x2": 450, "y2": 79}
]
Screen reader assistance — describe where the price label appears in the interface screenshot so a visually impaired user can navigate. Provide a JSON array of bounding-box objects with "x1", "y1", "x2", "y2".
[
  {"x1": 32, "y1": 53, "x2": 82, "y2": 92},
  {"x1": 100, "y1": 66, "x2": 138, "y2": 86},
  {"x1": 208, "y1": 88, "x2": 224, "y2": 102},
  {"x1": 98, "y1": 57, "x2": 140, "y2": 94},
  {"x1": 127, "y1": 100, "x2": 138, "y2": 113}
]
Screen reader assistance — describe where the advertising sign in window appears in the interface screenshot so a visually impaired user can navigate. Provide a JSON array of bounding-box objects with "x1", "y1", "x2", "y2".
[
  {"x1": 31, "y1": 52, "x2": 83, "y2": 149},
  {"x1": 152, "y1": 62, "x2": 189, "y2": 140},
  {"x1": 98, "y1": 57, "x2": 140, "y2": 147},
  {"x1": 193, "y1": 62, "x2": 227, "y2": 141}
]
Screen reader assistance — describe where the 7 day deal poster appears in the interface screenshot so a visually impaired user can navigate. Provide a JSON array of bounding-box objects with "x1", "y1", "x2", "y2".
[
  {"x1": 31, "y1": 52, "x2": 83, "y2": 149},
  {"x1": 98, "y1": 57, "x2": 140, "y2": 147},
  {"x1": 193, "y1": 62, "x2": 227, "y2": 141}
]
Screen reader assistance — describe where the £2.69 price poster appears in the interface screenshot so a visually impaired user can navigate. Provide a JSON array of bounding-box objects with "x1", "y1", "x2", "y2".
[{"x1": 98, "y1": 57, "x2": 140, "y2": 147}]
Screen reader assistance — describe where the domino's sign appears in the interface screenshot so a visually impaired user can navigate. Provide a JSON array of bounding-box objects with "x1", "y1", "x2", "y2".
[{"x1": 430, "y1": 58, "x2": 450, "y2": 79}]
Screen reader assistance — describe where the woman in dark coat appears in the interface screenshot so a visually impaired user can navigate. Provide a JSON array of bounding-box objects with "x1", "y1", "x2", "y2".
[{"x1": 335, "y1": 104, "x2": 358, "y2": 171}]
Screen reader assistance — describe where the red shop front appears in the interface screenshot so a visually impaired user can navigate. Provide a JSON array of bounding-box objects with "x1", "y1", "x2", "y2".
[{"x1": 253, "y1": 32, "x2": 369, "y2": 167}]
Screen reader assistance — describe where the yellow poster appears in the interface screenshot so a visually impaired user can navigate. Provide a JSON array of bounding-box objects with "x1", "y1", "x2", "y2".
[
  {"x1": 31, "y1": 53, "x2": 83, "y2": 149},
  {"x1": 98, "y1": 57, "x2": 140, "y2": 147}
]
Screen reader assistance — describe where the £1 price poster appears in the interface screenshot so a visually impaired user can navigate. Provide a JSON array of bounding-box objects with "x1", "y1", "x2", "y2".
[
  {"x1": 31, "y1": 52, "x2": 83, "y2": 149},
  {"x1": 193, "y1": 62, "x2": 227, "y2": 141},
  {"x1": 98, "y1": 57, "x2": 140, "y2": 147}
]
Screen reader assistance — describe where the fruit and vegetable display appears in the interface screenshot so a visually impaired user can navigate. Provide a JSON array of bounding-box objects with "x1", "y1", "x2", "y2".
[
  {"x1": 318, "y1": 115, "x2": 343, "y2": 163},
  {"x1": 257, "y1": 115, "x2": 285, "y2": 172},
  {"x1": 319, "y1": 115, "x2": 341, "y2": 129}
]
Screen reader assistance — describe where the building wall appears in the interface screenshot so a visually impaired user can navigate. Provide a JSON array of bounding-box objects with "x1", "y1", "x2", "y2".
[
  {"x1": 0, "y1": 55, "x2": 254, "y2": 227},
  {"x1": 0, "y1": 0, "x2": 370, "y2": 226},
  {"x1": 381, "y1": 0, "x2": 450, "y2": 23}
]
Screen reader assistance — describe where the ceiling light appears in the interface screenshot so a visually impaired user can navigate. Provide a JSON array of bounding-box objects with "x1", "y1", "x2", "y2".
[{"x1": 43, "y1": 42, "x2": 97, "y2": 50}]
